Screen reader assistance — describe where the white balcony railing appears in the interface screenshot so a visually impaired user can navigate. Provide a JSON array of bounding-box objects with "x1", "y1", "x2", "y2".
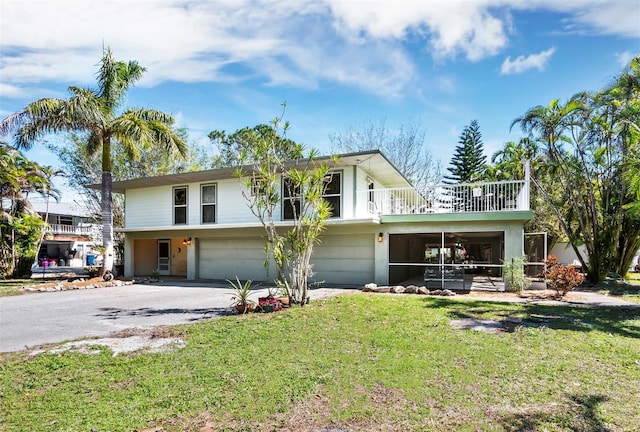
[
  {"x1": 46, "y1": 223, "x2": 97, "y2": 236},
  {"x1": 357, "y1": 180, "x2": 529, "y2": 216}
]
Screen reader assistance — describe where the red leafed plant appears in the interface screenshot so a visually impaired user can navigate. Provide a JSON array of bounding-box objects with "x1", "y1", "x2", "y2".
[
  {"x1": 258, "y1": 296, "x2": 283, "y2": 312},
  {"x1": 544, "y1": 255, "x2": 585, "y2": 299}
]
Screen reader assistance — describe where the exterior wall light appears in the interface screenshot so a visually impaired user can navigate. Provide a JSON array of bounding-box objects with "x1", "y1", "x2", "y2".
[
  {"x1": 377, "y1": 232, "x2": 384, "y2": 242},
  {"x1": 182, "y1": 237, "x2": 193, "y2": 246}
]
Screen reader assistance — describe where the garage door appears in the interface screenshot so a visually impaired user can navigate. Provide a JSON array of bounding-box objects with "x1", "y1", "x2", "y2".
[
  {"x1": 198, "y1": 238, "x2": 269, "y2": 282},
  {"x1": 311, "y1": 233, "x2": 374, "y2": 285}
]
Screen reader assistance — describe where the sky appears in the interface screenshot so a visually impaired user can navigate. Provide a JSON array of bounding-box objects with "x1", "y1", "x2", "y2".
[{"x1": 1, "y1": 0, "x2": 639, "y2": 201}]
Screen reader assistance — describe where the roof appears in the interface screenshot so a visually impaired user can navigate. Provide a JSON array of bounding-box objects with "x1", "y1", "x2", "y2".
[
  {"x1": 91, "y1": 150, "x2": 413, "y2": 193},
  {"x1": 29, "y1": 200, "x2": 91, "y2": 217}
]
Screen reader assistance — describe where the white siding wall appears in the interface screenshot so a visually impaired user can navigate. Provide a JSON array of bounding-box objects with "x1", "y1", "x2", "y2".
[
  {"x1": 340, "y1": 167, "x2": 356, "y2": 219},
  {"x1": 126, "y1": 187, "x2": 173, "y2": 228},
  {"x1": 353, "y1": 167, "x2": 390, "y2": 218},
  {"x1": 125, "y1": 178, "x2": 279, "y2": 228},
  {"x1": 124, "y1": 170, "x2": 367, "y2": 229}
]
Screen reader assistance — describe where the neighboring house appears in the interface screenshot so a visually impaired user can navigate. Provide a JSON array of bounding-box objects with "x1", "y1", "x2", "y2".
[
  {"x1": 110, "y1": 150, "x2": 533, "y2": 289},
  {"x1": 30, "y1": 200, "x2": 101, "y2": 268}
]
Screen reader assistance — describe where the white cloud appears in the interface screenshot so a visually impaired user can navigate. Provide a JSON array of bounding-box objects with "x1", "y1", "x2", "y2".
[
  {"x1": 500, "y1": 48, "x2": 556, "y2": 75},
  {"x1": 569, "y1": 2, "x2": 640, "y2": 38},
  {"x1": 0, "y1": 0, "x2": 637, "y2": 100},
  {"x1": 0, "y1": 0, "x2": 414, "y2": 98},
  {"x1": 615, "y1": 51, "x2": 640, "y2": 68},
  {"x1": 326, "y1": 0, "x2": 508, "y2": 61}
]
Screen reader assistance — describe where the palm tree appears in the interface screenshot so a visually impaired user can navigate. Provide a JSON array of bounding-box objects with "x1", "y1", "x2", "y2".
[
  {"x1": 0, "y1": 142, "x2": 59, "y2": 276},
  {"x1": 490, "y1": 138, "x2": 540, "y2": 181},
  {"x1": 0, "y1": 49, "x2": 187, "y2": 276}
]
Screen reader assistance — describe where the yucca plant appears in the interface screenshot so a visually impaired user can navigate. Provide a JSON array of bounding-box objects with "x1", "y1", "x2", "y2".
[{"x1": 227, "y1": 276, "x2": 256, "y2": 313}]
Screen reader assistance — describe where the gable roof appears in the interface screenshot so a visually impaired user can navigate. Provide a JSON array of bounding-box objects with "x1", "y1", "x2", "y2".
[{"x1": 98, "y1": 150, "x2": 412, "y2": 193}]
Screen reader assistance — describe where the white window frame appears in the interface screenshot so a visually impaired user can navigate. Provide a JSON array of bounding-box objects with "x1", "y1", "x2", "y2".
[
  {"x1": 58, "y1": 215, "x2": 73, "y2": 226},
  {"x1": 201, "y1": 183, "x2": 217, "y2": 224},
  {"x1": 282, "y1": 176, "x2": 301, "y2": 221},
  {"x1": 323, "y1": 171, "x2": 342, "y2": 218},
  {"x1": 173, "y1": 186, "x2": 188, "y2": 225}
]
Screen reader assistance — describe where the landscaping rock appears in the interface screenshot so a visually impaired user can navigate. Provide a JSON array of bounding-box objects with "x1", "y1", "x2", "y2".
[
  {"x1": 390, "y1": 285, "x2": 406, "y2": 294},
  {"x1": 373, "y1": 286, "x2": 391, "y2": 293},
  {"x1": 430, "y1": 289, "x2": 442, "y2": 296},
  {"x1": 405, "y1": 285, "x2": 418, "y2": 294},
  {"x1": 442, "y1": 289, "x2": 456, "y2": 296},
  {"x1": 418, "y1": 286, "x2": 430, "y2": 295},
  {"x1": 363, "y1": 283, "x2": 377, "y2": 292}
]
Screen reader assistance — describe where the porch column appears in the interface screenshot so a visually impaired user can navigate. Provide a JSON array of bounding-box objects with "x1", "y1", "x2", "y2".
[
  {"x1": 187, "y1": 237, "x2": 198, "y2": 280},
  {"x1": 503, "y1": 223, "x2": 525, "y2": 262},
  {"x1": 374, "y1": 230, "x2": 388, "y2": 285},
  {"x1": 124, "y1": 235, "x2": 133, "y2": 278}
]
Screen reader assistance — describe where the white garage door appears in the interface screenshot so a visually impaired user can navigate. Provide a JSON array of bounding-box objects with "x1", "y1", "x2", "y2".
[
  {"x1": 311, "y1": 234, "x2": 374, "y2": 285},
  {"x1": 199, "y1": 233, "x2": 374, "y2": 285},
  {"x1": 198, "y1": 238, "x2": 269, "y2": 282}
]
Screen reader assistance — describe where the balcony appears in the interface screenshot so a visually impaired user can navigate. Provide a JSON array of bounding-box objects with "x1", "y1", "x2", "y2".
[
  {"x1": 45, "y1": 223, "x2": 97, "y2": 237},
  {"x1": 357, "y1": 180, "x2": 529, "y2": 216}
]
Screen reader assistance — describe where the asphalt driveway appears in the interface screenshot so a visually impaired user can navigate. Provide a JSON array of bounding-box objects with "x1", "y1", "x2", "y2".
[{"x1": 0, "y1": 281, "x2": 353, "y2": 353}]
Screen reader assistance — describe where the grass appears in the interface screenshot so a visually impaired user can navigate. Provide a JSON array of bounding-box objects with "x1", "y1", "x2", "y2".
[
  {"x1": 600, "y1": 273, "x2": 640, "y2": 304},
  {"x1": 1, "y1": 294, "x2": 639, "y2": 431},
  {"x1": 0, "y1": 279, "x2": 44, "y2": 297}
]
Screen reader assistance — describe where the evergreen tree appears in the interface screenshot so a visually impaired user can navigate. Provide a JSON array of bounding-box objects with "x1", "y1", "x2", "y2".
[{"x1": 445, "y1": 120, "x2": 487, "y2": 183}]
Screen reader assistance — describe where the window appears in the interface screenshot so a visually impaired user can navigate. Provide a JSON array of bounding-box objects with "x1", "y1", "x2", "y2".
[
  {"x1": 323, "y1": 172, "x2": 342, "y2": 218},
  {"x1": 58, "y1": 215, "x2": 73, "y2": 226},
  {"x1": 201, "y1": 184, "x2": 216, "y2": 224},
  {"x1": 251, "y1": 176, "x2": 267, "y2": 197},
  {"x1": 173, "y1": 187, "x2": 188, "y2": 225},
  {"x1": 368, "y1": 178, "x2": 375, "y2": 203},
  {"x1": 282, "y1": 177, "x2": 301, "y2": 220}
]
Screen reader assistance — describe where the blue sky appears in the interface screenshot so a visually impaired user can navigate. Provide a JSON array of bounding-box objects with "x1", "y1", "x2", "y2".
[{"x1": 1, "y1": 1, "x2": 639, "y2": 200}]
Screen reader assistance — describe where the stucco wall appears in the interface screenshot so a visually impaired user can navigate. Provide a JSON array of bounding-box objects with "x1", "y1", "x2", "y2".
[{"x1": 133, "y1": 239, "x2": 158, "y2": 276}]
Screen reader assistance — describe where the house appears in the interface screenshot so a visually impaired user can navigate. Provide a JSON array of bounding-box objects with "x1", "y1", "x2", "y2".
[
  {"x1": 29, "y1": 200, "x2": 101, "y2": 269},
  {"x1": 111, "y1": 150, "x2": 533, "y2": 289}
]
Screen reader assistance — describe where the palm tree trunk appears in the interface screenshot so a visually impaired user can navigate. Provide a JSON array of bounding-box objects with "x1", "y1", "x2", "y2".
[{"x1": 101, "y1": 170, "x2": 114, "y2": 276}]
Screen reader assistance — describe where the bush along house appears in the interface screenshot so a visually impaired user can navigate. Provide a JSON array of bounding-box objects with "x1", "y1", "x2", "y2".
[{"x1": 107, "y1": 150, "x2": 533, "y2": 290}]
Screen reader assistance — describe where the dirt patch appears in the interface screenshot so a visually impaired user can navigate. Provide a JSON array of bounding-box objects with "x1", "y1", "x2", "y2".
[
  {"x1": 29, "y1": 328, "x2": 186, "y2": 357},
  {"x1": 450, "y1": 318, "x2": 506, "y2": 333},
  {"x1": 20, "y1": 277, "x2": 134, "y2": 293},
  {"x1": 466, "y1": 289, "x2": 585, "y2": 302}
]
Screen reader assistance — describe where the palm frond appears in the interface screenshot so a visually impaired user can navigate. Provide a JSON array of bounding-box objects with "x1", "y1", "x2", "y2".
[{"x1": 97, "y1": 47, "x2": 145, "y2": 110}]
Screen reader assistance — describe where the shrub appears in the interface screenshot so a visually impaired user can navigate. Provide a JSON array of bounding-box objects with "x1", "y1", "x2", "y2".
[
  {"x1": 84, "y1": 266, "x2": 101, "y2": 278},
  {"x1": 502, "y1": 256, "x2": 531, "y2": 293},
  {"x1": 544, "y1": 255, "x2": 585, "y2": 298}
]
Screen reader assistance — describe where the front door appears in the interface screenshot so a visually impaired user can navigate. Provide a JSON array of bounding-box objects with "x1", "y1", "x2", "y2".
[{"x1": 158, "y1": 239, "x2": 171, "y2": 275}]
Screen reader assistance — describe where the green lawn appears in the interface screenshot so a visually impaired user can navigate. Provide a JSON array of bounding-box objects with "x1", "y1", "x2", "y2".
[
  {"x1": 0, "y1": 279, "x2": 43, "y2": 296},
  {"x1": 1, "y1": 294, "x2": 639, "y2": 431},
  {"x1": 602, "y1": 274, "x2": 640, "y2": 304}
]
